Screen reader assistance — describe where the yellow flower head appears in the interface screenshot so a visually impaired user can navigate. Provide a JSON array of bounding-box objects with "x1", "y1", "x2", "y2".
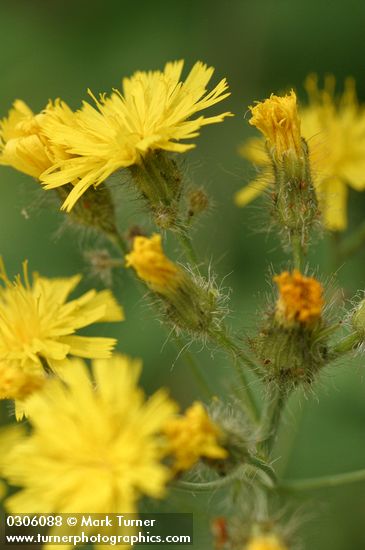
[
  {"x1": 0, "y1": 361, "x2": 44, "y2": 401},
  {"x1": 0, "y1": 259, "x2": 124, "y2": 375},
  {"x1": 125, "y1": 233, "x2": 182, "y2": 294},
  {"x1": 237, "y1": 76, "x2": 365, "y2": 231},
  {"x1": 40, "y1": 60, "x2": 232, "y2": 211},
  {"x1": 273, "y1": 270, "x2": 324, "y2": 326},
  {"x1": 163, "y1": 402, "x2": 228, "y2": 472},
  {"x1": 0, "y1": 99, "x2": 74, "y2": 179},
  {"x1": 249, "y1": 91, "x2": 302, "y2": 160},
  {"x1": 2, "y1": 355, "x2": 178, "y2": 517},
  {"x1": 246, "y1": 534, "x2": 288, "y2": 550}
]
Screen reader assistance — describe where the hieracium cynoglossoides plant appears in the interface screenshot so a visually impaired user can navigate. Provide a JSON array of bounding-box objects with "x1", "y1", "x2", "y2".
[{"x1": 1, "y1": 63, "x2": 365, "y2": 549}]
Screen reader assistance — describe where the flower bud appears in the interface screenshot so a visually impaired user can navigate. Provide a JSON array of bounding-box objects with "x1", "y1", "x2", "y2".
[
  {"x1": 187, "y1": 188, "x2": 209, "y2": 218},
  {"x1": 126, "y1": 234, "x2": 226, "y2": 338},
  {"x1": 352, "y1": 297, "x2": 365, "y2": 337},
  {"x1": 249, "y1": 91, "x2": 319, "y2": 247},
  {"x1": 56, "y1": 182, "x2": 119, "y2": 238},
  {"x1": 129, "y1": 151, "x2": 183, "y2": 229},
  {"x1": 251, "y1": 271, "x2": 329, "y2": 388}
]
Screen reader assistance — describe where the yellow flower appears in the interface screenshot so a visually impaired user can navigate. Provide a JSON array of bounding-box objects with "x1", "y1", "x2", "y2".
[
  {"x1": 0, "y1": 258, "x2": 123, "y2": 375},
  {"x1": 40, "y1": 60, "x2": 232, "y2": 211},
  {"x1": 236, "y1": 76, "x2": 365, "y2": 231},
  {"x1": 0, "y1": 360, "x2": 44, "y2": 400},
  {"x1": 2, "y1": 355, "x2": 177, "y2": 522},
  {"x1": 0, "y1": 424, "x2": 26, "y2": 501},
  {"x1": 125, "y1": 233, "x2": 182, "y2": 294},
  {"x1": 246, "y1": 534, "x2": 287, "y2": 550},
  {"x1": 0, "y1": 99, "x2": 74, "y2": 179},
  {"x1": 249, "y1": 90, "x2": 302, "y2": 160},
  {"x1": 163, "y1": 402, "x2": 228, "y2": 472},
  {"x1": 273, "y1": 270, "x2": 324, "y2": 326}
]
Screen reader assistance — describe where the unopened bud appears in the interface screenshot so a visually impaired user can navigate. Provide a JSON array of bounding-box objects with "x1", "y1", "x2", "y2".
[
  {"x1": 249, "y1": 91, "x2": 319, "y2": 246},
  {"x1": 125, "y1": 233, "x2": 226, "y2": 338},
  {"x1": 129, "y1": 151, "x2": 182, "y2": 229},
  {"x1": 56, "y1": 183, "x2": 118, "y2": 237},
  {"x1": 352, "y1": 298, "x2": 365, "y2": 337},
  {"x1": 251, "y1": 271, "x2": 329, "y2": 388},
  {"x1": 188, "y1": 188, "x2": 209, "y2": 218}
]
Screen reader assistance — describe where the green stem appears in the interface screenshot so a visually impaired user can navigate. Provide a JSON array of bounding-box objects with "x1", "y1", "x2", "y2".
[
  {"x1": 173, "y1": 337, "x2": 214, "y2": 400},
  {"x1": 332, "y1": 333, "x2": 359, "y2": 355},
  {"x1": 108, "y1": 230, "x2": 129, "y2": 256},
  {"x1": 211, "y1": 328, "x2": 259, "y2": 375},
  {"x1": 248, "y1": 455, "x2": 277, "y2": 486},
  {"x1": 172, "y1": 467, "x2": 245, "y2": 493},
  {"x1": 210, "y1": 328, "x2": 260, "y2": 421},
  {"x1": 177, "y1": 230, "x2": 199, "y2": 265},
  {"x1": 291, "y1": 233, "x2": 303, "y2": 270},
  {"x1": 172, "y1": 456, "x2": 276, "y2": 493},
  {"x1": 281, "y1": 468, "x2": 365, "y2": 492},
  {"x1": 262, "y1": 387, "x2": 286, "y2": 455}
]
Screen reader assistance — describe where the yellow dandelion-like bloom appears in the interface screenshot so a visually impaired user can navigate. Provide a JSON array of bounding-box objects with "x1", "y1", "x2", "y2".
[
  {"x1": 273, "y1": 270, "x2": 324, "y2": 326},
  {"x1": 40, "y1": 60, "x2": 232, "y2": 211},
  {"x1": 125, "y1": 233, "x2": 182, "y2": 294},
  {"x1": 0, "y1": 424, "x2": 26, "y2": 502},
  {"x1": 2, "y1": 355, "x2": 177, "y2": 522},
  {"x1": 246, "y1": 534, "x2": 288, "y2": 550},
  {"x1": 0, "y1": 258, "x2": 123, "y2": 375},
  {"x1": 0, "y1": 360, "x2": 44, "y2": 401},
  {"x1": 0, "y1": 99, "x2": 74, "y2": 179},
  {"x1": 235, "y1": 76, "x2": 365, "y2": 231},
  {"x1": 249, "y1": 90, "x2": 302, "y2": 160},
  {"x1": 163, "y1": 402, "x2": 228, "y2": 472}
]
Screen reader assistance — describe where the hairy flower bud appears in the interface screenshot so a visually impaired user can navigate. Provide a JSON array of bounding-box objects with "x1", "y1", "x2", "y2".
[
  {"x1": 248, "y1": 91, "x2": 319, "y2": 248},
  {"x1": 187, "y1": 188, "x2": 209, "y2": 218},
  {"x1": 126, "y1": 234, "x2": 227, "y2": 338},
  {"x1": 352, "y1": 297, "x2": 365, "y2": 337},
  {"x1": 129, "y1": 151, "x2": 183, "y2": 229},
  {"x1": 251, "y1": 271, "x2": 329, "y2": 388}
]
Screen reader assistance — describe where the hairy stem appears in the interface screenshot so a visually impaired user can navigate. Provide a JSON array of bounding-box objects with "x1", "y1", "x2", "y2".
[
  {"x1": 173, "y1": 337, "x2": 214, "y2": 399},
  {"x1": 177, "y1": 230, "x2": 199, "y2": 265},
  {"x1": 210, "y1": 328, "x2": 260, "y2": 421},
  {"x1": 291, "y1": 233, "x2": 303, "y2": 271},
  {"x1": 281, "y1": 468, "x2": 365, "y2": 492},
  {"x1": 332, "y1": 333, "x2": 359, "y2": 355},
  {"x1": 262, "y1": 386, "x2": 286, "y2": 455},
  {"x1": 108, "y1": 230, "x2": 129, "y2": 256}
]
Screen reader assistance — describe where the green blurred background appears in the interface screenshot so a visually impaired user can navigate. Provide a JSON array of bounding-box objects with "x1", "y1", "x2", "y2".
[{"x1": 1, "y1": 1, "x2": 365, "y2": 548}]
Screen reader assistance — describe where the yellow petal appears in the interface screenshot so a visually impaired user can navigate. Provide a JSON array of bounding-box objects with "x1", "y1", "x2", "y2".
[
  {"x1": 317, "y1": 177, "x2": 348, "y2": 231},
  {"x1": 59, "y1": 335, "x2": 116, "y2": 358},
  {"x1": 234, "y1": 175, "x2": 271, "y2": 206},
  {"x1": 238, "y1": 136, "x2": 268, "y2": 165}
]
